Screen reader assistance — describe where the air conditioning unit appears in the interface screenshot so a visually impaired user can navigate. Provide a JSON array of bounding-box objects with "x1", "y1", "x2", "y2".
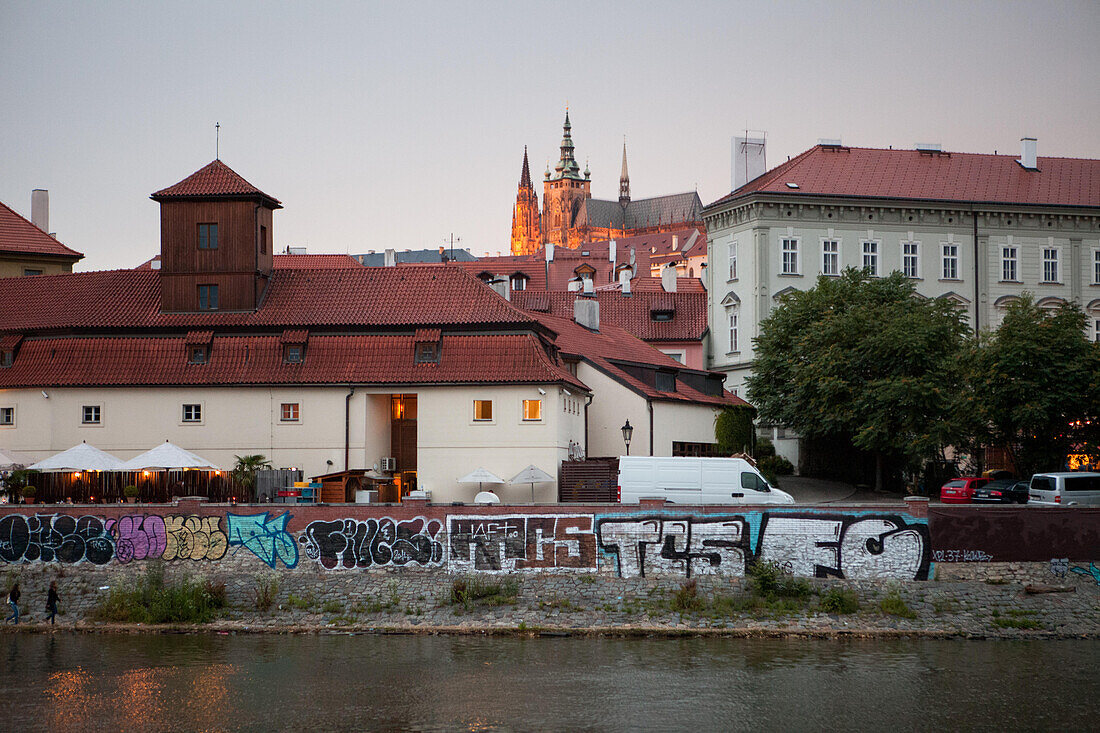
[{"x1": 380, "y1": 457, "x2": 397, "y2": 472}]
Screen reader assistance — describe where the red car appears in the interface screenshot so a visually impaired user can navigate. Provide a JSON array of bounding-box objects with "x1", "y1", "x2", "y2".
[{"x1": 940, "y1": 477, "x2": 991, "y2": 504}]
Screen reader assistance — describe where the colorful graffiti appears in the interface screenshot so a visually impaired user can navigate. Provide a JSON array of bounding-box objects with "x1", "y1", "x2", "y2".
[
  {"x1": 1070, "y1": 562, "x2": 1100, "y2": 586},
  {"x1": 448, "y1": 515, "x2": 596, "y2": 572},
  {"x1": 0, "y1": 514, "x2": 114, "y2": 565},
  {"x1": 228, "y1": 512, "x2": 299, "y2": 569},
  {"x1": 595, "y1": 513, "x2": 931, "y2": 580},
  {"x1": 299, "y1": 517, "x2": 443, "y2": 570}
]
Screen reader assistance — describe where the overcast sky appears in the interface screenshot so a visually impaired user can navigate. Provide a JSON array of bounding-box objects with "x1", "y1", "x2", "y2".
[{"x1": 2, "y1": 0, "x2": 1098, "y2": 271}]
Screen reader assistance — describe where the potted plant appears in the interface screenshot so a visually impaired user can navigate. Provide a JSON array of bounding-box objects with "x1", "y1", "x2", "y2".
[
  {"x1": 124, "y1": 485, "x2": 140, "y2": 504},
  {"x1": 21, "y1": 485, "x2": 36, "y2": 504}
]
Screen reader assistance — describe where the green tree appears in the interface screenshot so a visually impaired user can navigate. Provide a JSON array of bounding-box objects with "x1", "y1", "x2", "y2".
[
  {"x1": 745, "y1": 269, "x2": 971, "y2": 490},
  {"x1": 714, "y1": 406, "x2": 755, "y2": 455},
  {"x1": 231, "y1": 454, "x2": 272, "y2": 500},
  {"x1": 967, "y1": 295, "x2": 1100, "y2": 477}
]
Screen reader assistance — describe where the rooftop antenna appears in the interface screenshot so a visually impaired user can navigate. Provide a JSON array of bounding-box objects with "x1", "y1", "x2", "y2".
[{"x1": 215, "y1": 122, "x2": 220, "y2": 160}]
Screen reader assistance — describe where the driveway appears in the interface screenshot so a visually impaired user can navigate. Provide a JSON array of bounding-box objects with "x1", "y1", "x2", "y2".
[{"x1": 779, "y1": 476, "x2": 905, "y2": 505}]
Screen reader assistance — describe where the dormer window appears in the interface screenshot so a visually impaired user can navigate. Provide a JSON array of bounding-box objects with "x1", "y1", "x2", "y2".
[
  {"x1": 0, "y1": 351, "x2": 11, "y2": 368},
  {"x1": 284, "y1": 344, "x2": 303, "y2": 363},
  {"x1": 655, "y1": 371, "x2": 677, "y2": 392},
  {"x1": 414, "y1": 328, "x2": 442, "y2": 364},
  {"x1": 415, "y1": 343, "x2": 439, "y2": 363},
  {"x1": 651, "y1": 310, "x2": 674, "y2": 322},
  {"x1": 198, "y1": 223, "x2": 218, "y2": 250},
  {"x1": 510, "y1": 273, "x2": 529, "y2": 291},
  {"x1": 188, "y1": 346, "x2": 208, "y2": 364}
]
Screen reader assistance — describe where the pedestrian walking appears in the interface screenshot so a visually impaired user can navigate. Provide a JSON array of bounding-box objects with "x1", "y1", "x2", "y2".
[
  {"x1": 46, "y1": 581, "x2": 59, "y2": 625},
  {"x1": 5, "y1": 582, "x2": 20, "y2": 623}
]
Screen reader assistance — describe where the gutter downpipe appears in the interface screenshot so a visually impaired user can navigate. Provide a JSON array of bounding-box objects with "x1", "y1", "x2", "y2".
[
  {"x1": 344, "y1": 386, "x2": 355, "y2": 471},
  {"x1": 583, "y1": 393, "x2": 593, "y2": 457},
  {"x1": 648, "y1": 399, "x2": 654, "y2": 456},
  {"x1": 972, "y1": 207, "x2": 980, "y2": 333}
]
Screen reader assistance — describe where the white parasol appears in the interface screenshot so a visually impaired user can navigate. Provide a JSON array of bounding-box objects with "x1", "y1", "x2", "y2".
[
  {"x1": 508, "y1": 464, "x2": 555, "y2": 503},
  {"x1": 457, "y1": 467, "x2": 505, "y2": 494},
  {"x1": 120, "y1": 441, "x2": 218, "y2": 470},
  {"x1": 27, "y1": 441, "x2": 126, "y2": 472},
  {"x1": 0, "y1": 448, "x2": 25, "y2": 471}
]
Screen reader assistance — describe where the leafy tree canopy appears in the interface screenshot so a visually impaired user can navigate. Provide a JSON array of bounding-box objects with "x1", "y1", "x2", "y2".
[
  {"x1": 745, "y1": 269, "x2": 971, "y2": 467},
  {"x1": 968, "y1": 295, "x2": 1100, "y2": 476}
]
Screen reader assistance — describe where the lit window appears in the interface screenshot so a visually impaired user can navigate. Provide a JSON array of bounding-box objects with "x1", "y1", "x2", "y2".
[
  {"x1": 284, "y1": 345, "x2": 303, "y2": 363},
  {"x1": 522, "y1": 399, "x2": 542, "y2": 421},
  {"x1": 280, "y1": 403, "x2": 300, "y2": 422},
  {"x1": 902, "y1": 242, "x2": 920, "y2": 278},
  {"x1": 182, "y1": 404, "x2": 202, "y2": 423},
  {"x1": 0, "y1": 406, "x2": 13, "y2": 426},
  {"x1": 822, "y1": 239, "x2": 839, "y2": 276},
  {"x1": 82, "y1": 405, "x2": 101, "y2": 424},
  {"x1": 861, "y1": 240, "x2": 879, "y2": 276},
  {"x1": 198, "y1": 284, "x2": 219, "y2": 311},
  {"x1": 188, "y1": 346, "x2": 207, "y2": 364},
  {"x1": 781, "y1": 237, "x2": 799, "y2": 275},
  {"x1": 473, "y1": 400, "x2": 493, "y2": 421},
  {"x1": 198, "y1": 223, "x2": 218, "y2": 250},
  {"x1": 728, "y1": 241, "x2": 738, "y2": 280},
  {"x1": 941, "y1": 243, "x2": 959, "y2": 280},
  {"x1": 1042, "y1": 248, "x2": 1060, "y2": 283},
  {"x1": 1002, "y1": 246, "x2": 1019, "y2": 282}
]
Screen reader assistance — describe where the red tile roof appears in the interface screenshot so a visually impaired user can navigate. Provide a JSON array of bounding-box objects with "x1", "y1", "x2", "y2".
[
  {"x1": 709, "y1": 145, "x2": 1100, "y2": 209},
  {"x1": 0, "y1": 200, "x2": 83, "y2": 260},
  {"x1": 512, "y1": 289, "x2": 708, "y2": 342},
  {"x1": 531, "y1": 312, "x2": 745, "y2": 408},
  {"x1": 0, "y1": 265, "x2": 537, "y2": 332},
  {"x1": 151, "y1": 160, "x2": 281, "y2": 207},
  {"x1": 0, "y1": 333, "x2": 585, "y2": 390},
  {"x1": 272, "y1": 254, "x2": 363, "y2": 269}
]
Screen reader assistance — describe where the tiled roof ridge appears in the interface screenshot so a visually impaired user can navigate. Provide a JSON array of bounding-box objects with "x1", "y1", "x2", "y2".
[
  {"x1": 151, "y1": 159, "x2": 280, "y2": 203},
  {"x1": 814, "y1": 144, "x2": 1099, "y2": 162},
  {"x1": 0, "y1": 200, "x2": 83, "y2": 258}
]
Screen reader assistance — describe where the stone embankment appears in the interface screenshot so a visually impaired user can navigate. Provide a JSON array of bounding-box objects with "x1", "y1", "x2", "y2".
[{"x1": 3, "y1": 562, "x2": 1098, "y2": 639}]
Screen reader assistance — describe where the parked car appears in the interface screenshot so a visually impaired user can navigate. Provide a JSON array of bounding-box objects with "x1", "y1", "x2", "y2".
[
  {"x1": 971, "y1": 479, "x2": 1029, "y2": 504},
  {"x1": 617, "y1": 456, "x2": 795, "y2": 505},
  {"x1": 939, "y1": 477, "x2": 991, "y2": 504},
  {"x1": 1028, "y1": 472, "x2": 1100, "y2": 506}
]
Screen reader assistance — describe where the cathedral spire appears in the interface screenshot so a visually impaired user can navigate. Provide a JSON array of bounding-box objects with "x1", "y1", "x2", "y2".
[
  {"x1": 551, "y1": 108, "x2": 583, "y2": 181},
  {"x1": 511, "y1": 146, "x2": 541, "y2": 256},
  {"x1": 619, "y1": 139, "x2": 631, "y2": 206},
  {"x1": 519, "y1": 145, "x2": 533, "y2": 189}
]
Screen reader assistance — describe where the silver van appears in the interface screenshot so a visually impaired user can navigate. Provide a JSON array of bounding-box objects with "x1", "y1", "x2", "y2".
[{"x1": 1028, "y1": 472, "x2": 1100, "y2": 506}]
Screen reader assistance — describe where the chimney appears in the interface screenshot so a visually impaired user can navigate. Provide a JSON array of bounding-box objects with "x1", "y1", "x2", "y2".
[
  {"x1": 574, "y1": 297, "x2": 599, "y2": 331},
  {"x1": 488, "y1": 278, "x2": 510, "y2": 301},
  {"x1": 608, "y1": 238, "x2": 616, "y2": 267},
  {"x1": 384, "y1": 248, "x2": 396, "y2": 267},
  {"x1": 661, "y1": 264, "x2": 678, "y2": 293},
  {"x1": 671, "y1": 235, "x2": 679, "y2": 252},
  {"x1": 151, "y1": 259, "x2": 162, "y2": 270},
  {"x1": 732, "y1": 134, "x2": 767, "y2": 191},
  {"x1": 545, "y1": 242, "x2": 554, "y2": 262},
  {"x1": 582, "y1": 277, "x2": 594, "y2": 295},
  {"x1": 622, "y1": 275, "x2": 632, "y2": 296},
  {"x1": 568, "y1": 279, "x2": 581, "y2": 292},
  {"x1": 1019, "y1": 137, "x2": 1038, "y2": 170},
  {"x1": 31, "y1": 189, "x2": 49, "y2": 233},
  {"x1": 629, "y1": 247, "x2": 636, "y2": 265}
]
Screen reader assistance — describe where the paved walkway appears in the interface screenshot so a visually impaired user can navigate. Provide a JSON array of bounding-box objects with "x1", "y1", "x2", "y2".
[{"x1": 779, "y1": 476, "x2": 905, "y2": 505}]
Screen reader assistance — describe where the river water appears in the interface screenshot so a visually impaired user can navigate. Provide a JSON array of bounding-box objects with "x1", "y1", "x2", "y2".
[{"x1": 1, "y1": 633, "x2": 1096, "y2": 731}]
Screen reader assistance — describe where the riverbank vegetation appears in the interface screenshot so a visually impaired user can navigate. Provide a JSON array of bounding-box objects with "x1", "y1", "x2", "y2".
[
  {"x1": 448, "y1": 576, "x2": 520, "y2": 612},
  {"x1": 92, "y1": 563, "x2": 226, "y2": 624}
]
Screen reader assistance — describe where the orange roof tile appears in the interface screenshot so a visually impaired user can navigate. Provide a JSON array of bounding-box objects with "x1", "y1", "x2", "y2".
[
  {"x1": 0, "y1": 200, "x2": 83, "y2": 260},
  {"x1": 151, "y1": 160, "x2": 281, "y2": 207}
]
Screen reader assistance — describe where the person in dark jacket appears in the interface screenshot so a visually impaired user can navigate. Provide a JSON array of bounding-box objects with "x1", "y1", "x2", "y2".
[
  {"x1": 5, "y1": 583, "x2": 20, "y2": 623},
  {"x1": 46, "y1": 581, "x2": 59, "y2": 625}
]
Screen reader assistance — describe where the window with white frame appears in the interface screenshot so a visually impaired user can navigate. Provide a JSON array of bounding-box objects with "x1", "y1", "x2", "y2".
[
  {"x1": 941, "y1": 243, "x2": 959, "y2": 280},
  {"x1": 728, "y1": 309, "x2": 739, "y2": 353},
  {"x1": 728, "y1": 241, "x2": 738, "y2": 280},
  {"x1": 781, "y1": 237, "x2": 800, "y2": 275},
  {"x1": 182, "y1": 403, "x2": 202, "y2": 423},
  {"x1": 473, "y1": 400, "x2": 493, "y2": 421},
  {"x1": 522, "y1": 399, "x2": 542, "y2": 421},
  {"x1": 821, "y1": 239, "x2": 840, "y2": 276},
  {"x1": 280, "y1": 403, "x2": 300, "y2": 422},
  {"x1": 0, "y1": 406, "x2": 13, "y2": 426},
  {"x1": 82, "y1": 405, "x2": 101, "y2": 424},
  {"x1": 1094, "y1": 318, "x2": 1100, "y2": 344},
  {"x1": 1002, "y1": 246, "x2": 1019, "y2": 282},
  {"x1": 1042, "y1": 248, "x2": 1060, "y2": 283},
  {"x1": 1093, "y1": 249, "x2": 1100, "y2": 284},
  {"x1": 861, "y1": 240, "x2": 879, "y2": 276},
  {"x1": 902, "y1": 241, "x2": 920, "y2": 279}
]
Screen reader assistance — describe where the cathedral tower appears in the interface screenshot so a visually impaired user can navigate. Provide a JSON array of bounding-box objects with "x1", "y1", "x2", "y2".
[
  {"x1": 510, "y1": 146, "x2": 542, "y2": 256},
  {"x1": 619, "y1": 141, "x2": 631, "y2": 206},
  {"x1": 541, "y1": 109, "x2": 591, "y2": 248}
]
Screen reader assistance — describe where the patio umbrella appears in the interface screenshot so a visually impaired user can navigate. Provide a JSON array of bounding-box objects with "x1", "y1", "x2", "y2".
[
  {"x1": 0, "y1": 448, "x2": 24, "y2": 471},
  {"x1": 457, "y1": 467, "x2": 505, "y2": 494},
  {"x1": 508, "y1": 464, "x2": 555, "y2": 503},
  {"x1": 120, "y1": 441, "x2": 218, "y2": 470},
  {"x1": 27, "y1": 441, "x2": 125, "y2": 472}
]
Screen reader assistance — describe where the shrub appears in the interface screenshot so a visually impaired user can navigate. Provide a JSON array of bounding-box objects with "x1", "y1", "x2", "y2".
[
  {"x1": 322, "y1": 600, "x2": 344, "y2": 614},
  {"x1": 20, "y1": 485, "x2": 36, "y2": 497},
  {"x1": 449, "y1": 576, "x2": 520, "y2": 610},
  {"x1": 670, "y1": 579, "x2": 704, "y2": 613},
  {"x1": 286, "y1": 593, "x2": 314, "y2": 610},
  {"x1": 251, "y1": 576, "x2": 279, "y2": 612},
  {"x1": 92, "y1": 563, "x2": 226, "y2": 624},
  {"x1": 755, "y1": 437, "x2": 777, "y2": 458},
  {"x1": 123, "y1": 485, "x2": 140, "y2": 498},
  {"x1": 880, "y1": 591, "x2": 918, "y2": 619},
  {"x1": 715, "y1": 407, "x2": 755, "y2": 455},
  {"x1": 819, "y1": 587, "x2": 860, "y2": 614},
  {"x1": 758, "y1": 454, "x2": 794, "y2": 476},
  {"x1": 748, "y1": 560, "x2": 811, "y2": 600}
]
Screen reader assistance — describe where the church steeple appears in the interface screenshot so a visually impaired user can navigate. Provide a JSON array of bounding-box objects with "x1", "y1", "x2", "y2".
[
  {"x1": 511, "y1": 146, "x2": 542, "y2": 256},
  {"x1": 551, "y1": 109, "x2": 583, "y2": 181},
  {"x1": 519, "y1": 145, "x2": 533, "y2": 189},
  {"x1": 619, "y1": 140, "x2": 631, "y2": 206}
]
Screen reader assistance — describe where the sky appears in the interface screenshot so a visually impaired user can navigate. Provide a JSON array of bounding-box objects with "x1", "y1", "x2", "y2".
[{"x1": 2, "y1": 0, "x2": 1098, "y2": 272}]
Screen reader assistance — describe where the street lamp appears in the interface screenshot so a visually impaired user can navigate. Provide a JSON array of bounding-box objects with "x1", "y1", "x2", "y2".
[{"x1": 621, "y1": 420, "x2": 634, "y2": 456}]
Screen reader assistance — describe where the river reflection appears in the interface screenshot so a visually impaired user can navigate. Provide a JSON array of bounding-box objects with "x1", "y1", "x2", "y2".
[{"x1": 2, "y1": 633, "x2": 1097, "y2": 731}]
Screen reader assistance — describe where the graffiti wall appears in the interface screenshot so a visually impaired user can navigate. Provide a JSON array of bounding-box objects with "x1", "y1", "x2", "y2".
[{"x1": 0, "y1": 506, "x2": 935, "y2": 580}]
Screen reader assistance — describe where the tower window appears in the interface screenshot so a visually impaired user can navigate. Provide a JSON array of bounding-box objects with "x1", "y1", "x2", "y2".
[
  {"x1": 198, "y1": 285, "x2": 219, "y2": 311},
  {"x1": 198, "y1": 223, "x2": 218, "y2": 250}
]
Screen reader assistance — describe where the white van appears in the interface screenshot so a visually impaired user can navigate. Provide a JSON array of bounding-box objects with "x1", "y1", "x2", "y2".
[
  {"x1": 617, "y1": 456, "x2": 795, "y2": 505},
  {"x1": 1028, "y1": 472, "x2": 1100, "y2": 506}
]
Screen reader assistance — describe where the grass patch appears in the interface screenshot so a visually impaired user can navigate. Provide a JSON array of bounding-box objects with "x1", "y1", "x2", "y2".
[
  {"x1": 671, "y1": 580, "x2": 705, "y2": 613},
  {"x1": 286, "y1": 593, "x2": 315, "y2": 611},
  {"x1": 91, "y1": 563, "x2": 226, "y2": 624},
  {"x1": 449, "y1": 576, "x2": 520, "y2": 612},
  {"x1": 991, "y1": 616, "x2": 1043, "y2": 630},
  {"x1": 880, "y1": 591, "x2": 918, "y2": 619},
  {"x1": 818, "y1": 587, "x2": 860, "y2": 615},
  {"x1": 251, "y1": 575, "x2": 279, "y2": 612},
  {"x1": 321, "y1": 600, "x2": 344, "y2": 614},
  {"x1": 749, "y1": 561, "x2": 813, "y2": 601},
  {"x1": 932, "y1": 598, "x2": 957, "y2": 615}
]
